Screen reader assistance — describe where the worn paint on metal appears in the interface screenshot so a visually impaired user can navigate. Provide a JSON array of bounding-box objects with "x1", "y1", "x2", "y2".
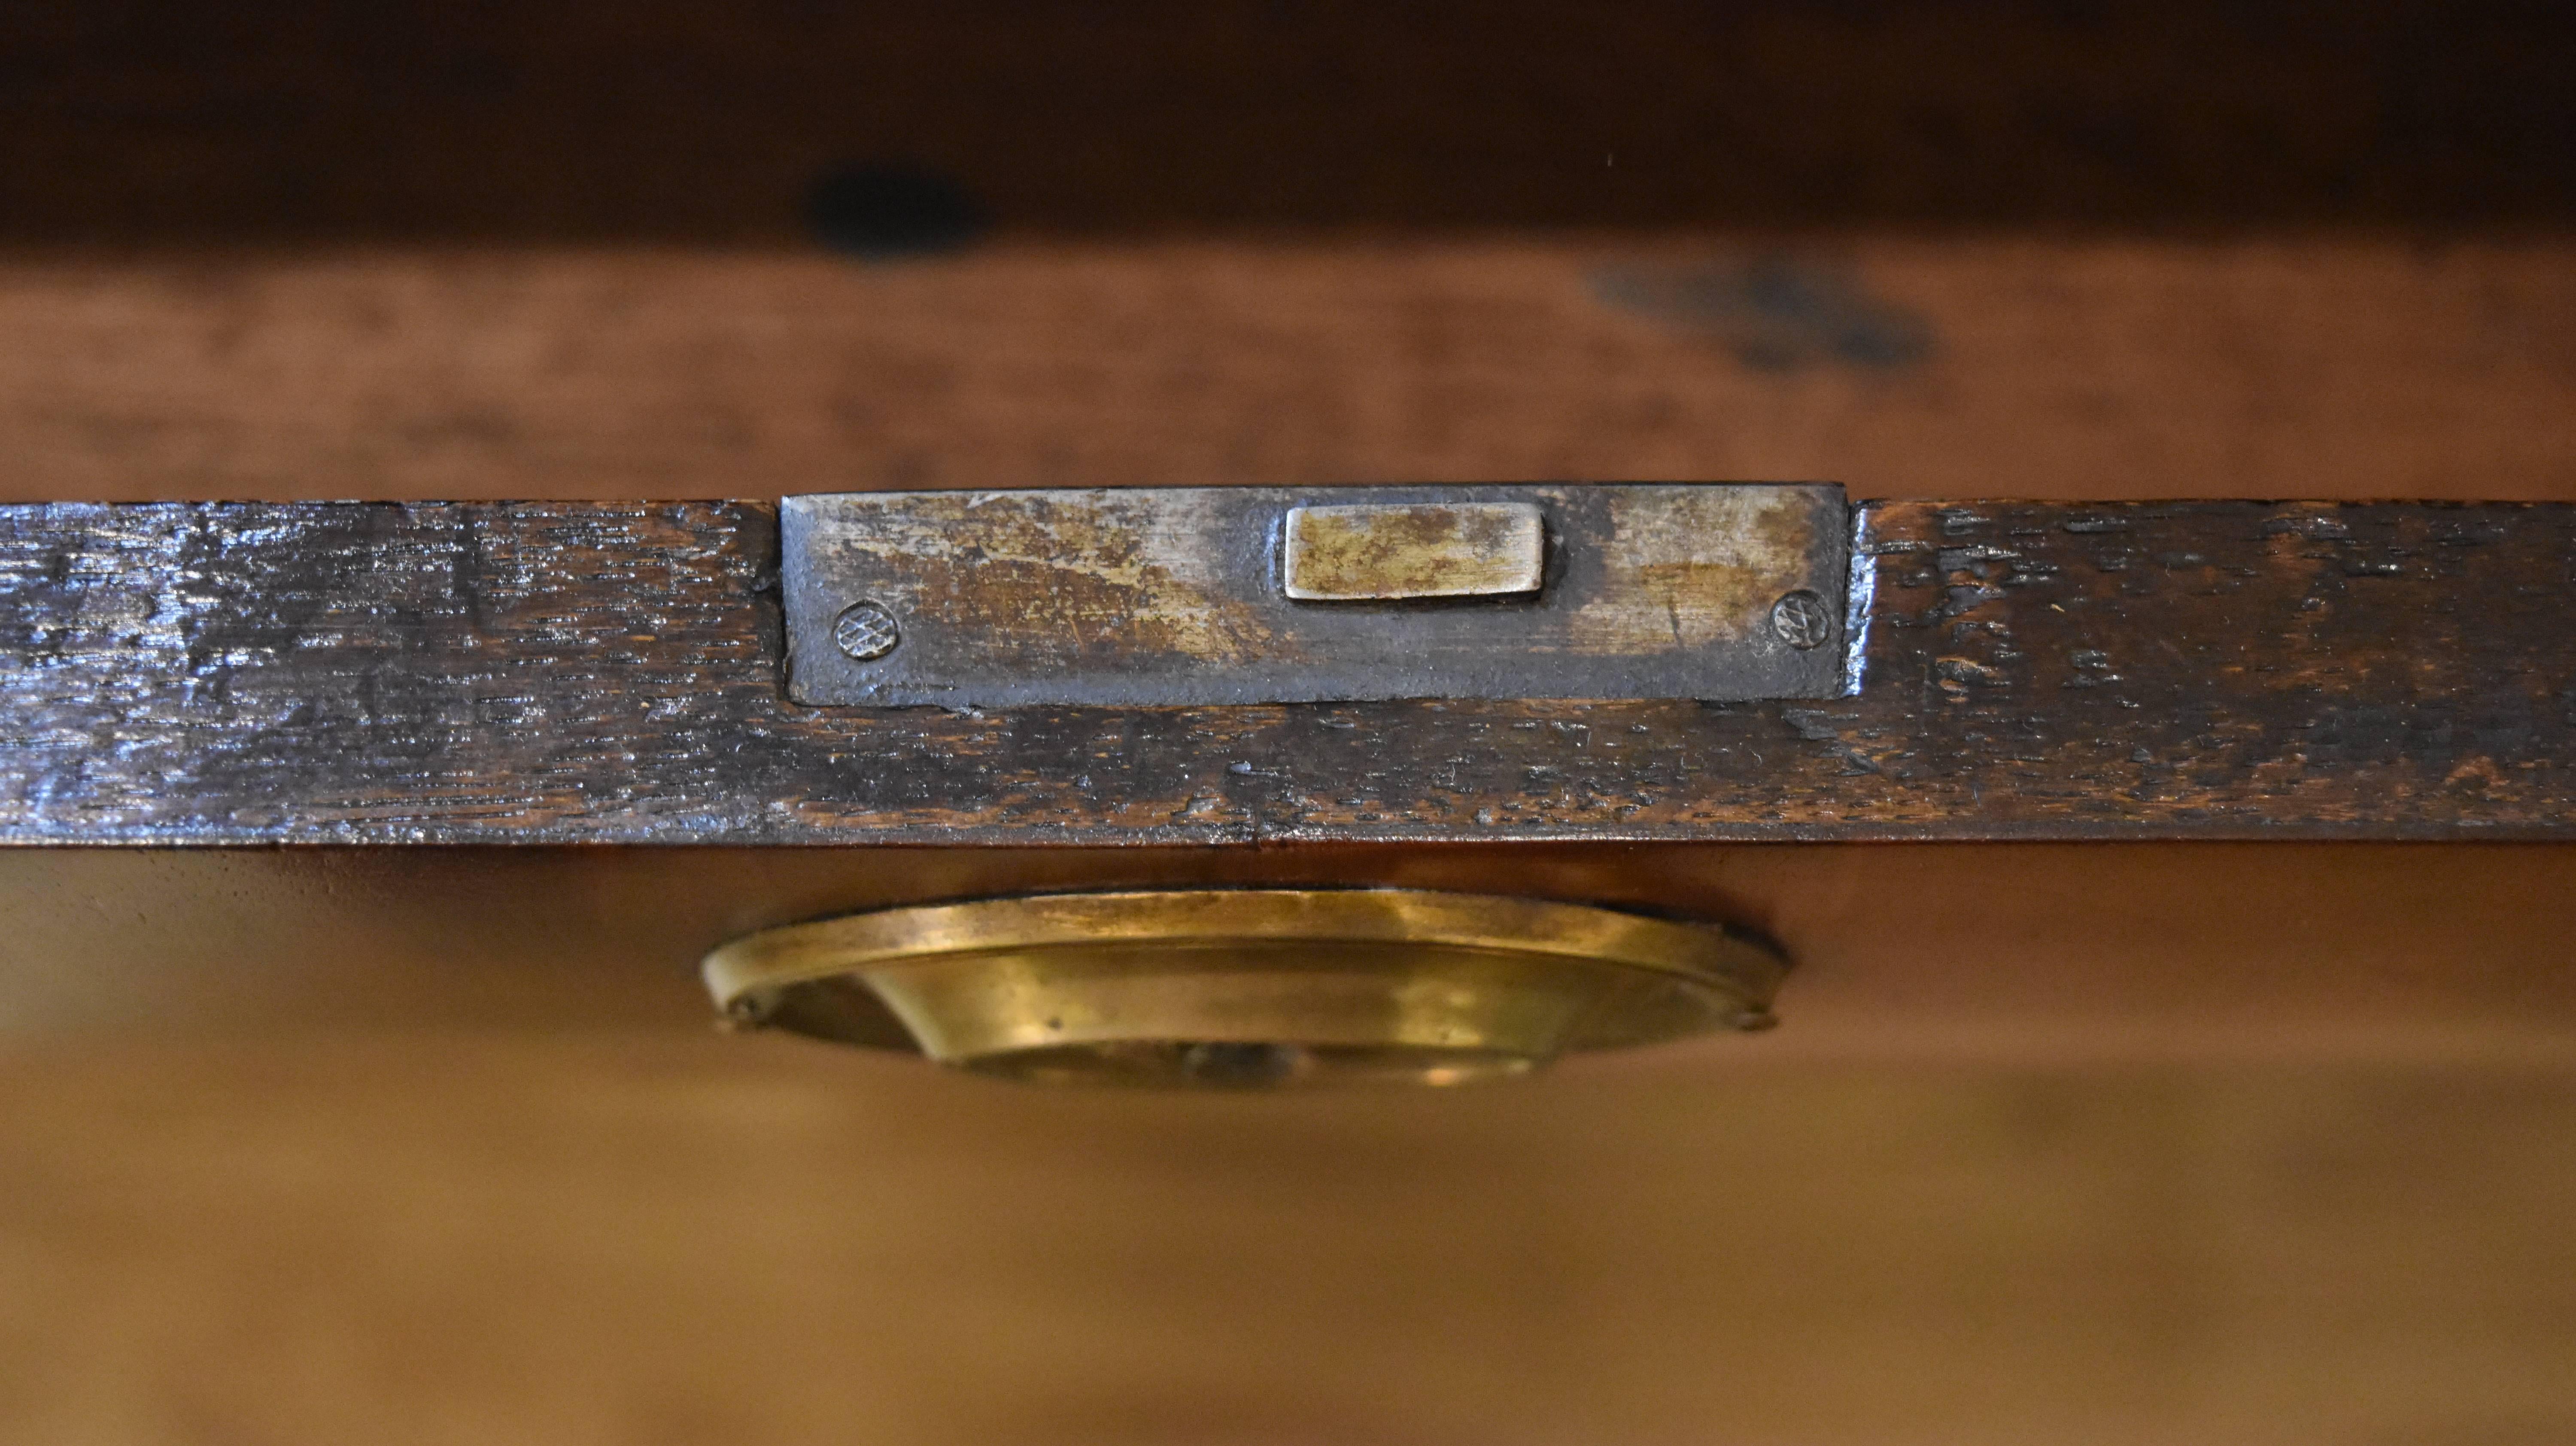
[{"x1": 783, "y1": 485, "x2": 1850, "y2": 708}]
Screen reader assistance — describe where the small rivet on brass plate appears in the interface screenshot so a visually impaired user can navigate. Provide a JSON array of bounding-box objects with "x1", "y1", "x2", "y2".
[
  {"x1": 833, "y1": 601, "x2": 901, "y2": 661},
  {"x1": 1770, "y1": 590, "x2": 1833, "y2": 650}
]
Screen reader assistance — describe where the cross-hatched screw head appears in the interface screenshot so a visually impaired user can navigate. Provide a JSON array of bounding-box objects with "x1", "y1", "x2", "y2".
[
  {"x1": 833, "y1": 601, "x2": 901, "y2": 661},
  {"x1": 1770, "y1": 589, "x2": 1833, "y2": 650}
]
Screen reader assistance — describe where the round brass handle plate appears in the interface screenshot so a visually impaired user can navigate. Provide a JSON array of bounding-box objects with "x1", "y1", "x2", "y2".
[{"x1": 702, "y1": 888, "x2": 1787, "y2": 1087}]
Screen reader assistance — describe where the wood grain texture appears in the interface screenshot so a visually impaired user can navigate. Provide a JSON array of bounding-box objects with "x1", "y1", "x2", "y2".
[
  {"x1": 4, "y1": 242, "x2": 2575, "y2": 505},
  {"x1": 5, "y1": 1036, "x2": 2574, "y2": 1446},
  {"x1": 0, "y1": 498, "x2": 2567, "y2": 844}
]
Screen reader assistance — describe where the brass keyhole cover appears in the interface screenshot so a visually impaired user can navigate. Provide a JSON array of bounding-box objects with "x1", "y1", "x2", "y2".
[{"x1": 701, "y1": 889, "x2": 1788, "y2": 1087}]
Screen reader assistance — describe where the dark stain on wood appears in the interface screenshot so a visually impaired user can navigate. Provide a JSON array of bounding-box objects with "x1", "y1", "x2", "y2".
[
  {"x1": 0, "y1": 500, "x2": 2568, "y2": 843},
  {"x1": 1589, "y1": 258, "x2": 1936, "y2": 372}
]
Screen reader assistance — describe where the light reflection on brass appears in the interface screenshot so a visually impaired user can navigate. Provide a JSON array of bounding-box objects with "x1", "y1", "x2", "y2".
[{"x1": 701, "y1": 888, "x2": 1788, "y2": 1087}]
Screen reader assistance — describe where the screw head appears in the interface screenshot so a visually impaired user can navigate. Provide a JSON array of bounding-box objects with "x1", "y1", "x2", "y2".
[
  {"x1": 1770, "y1": 589, "x2": 1833, "y2": 650},
  {"x1": 832, "y1": 601, "x2": 901, "y2": 661}
]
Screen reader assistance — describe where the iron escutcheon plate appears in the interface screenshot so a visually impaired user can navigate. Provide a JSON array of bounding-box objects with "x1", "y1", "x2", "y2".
[{"x1": 782, "y1": 483, "x2": 1851, "y2": 708}]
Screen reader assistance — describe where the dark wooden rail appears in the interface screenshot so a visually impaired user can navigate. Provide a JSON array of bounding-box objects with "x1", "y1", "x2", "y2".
[{"x1": 2, "y1": 497, "x2": 2566, "y2": 844}]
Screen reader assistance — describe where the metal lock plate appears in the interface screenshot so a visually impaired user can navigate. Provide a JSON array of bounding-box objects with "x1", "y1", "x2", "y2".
[{"x1": 783, "y1": 483, "x2": 1852, "y2": 708}]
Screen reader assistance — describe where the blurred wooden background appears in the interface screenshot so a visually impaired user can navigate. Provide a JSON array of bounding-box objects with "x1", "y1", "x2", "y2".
[
  {"x1": 6, "y1": 0, "x2": 2573, "y2": 239},
  {"x1": 6, "y1": 1036, "x2": 2573, "y2": 1446},
  {"x1": 4, "y1": 2, "x2": 2575, "y2": 1442},
  {"x1": 5, "y1": 239, "x2": 2573, "y2": 502}
]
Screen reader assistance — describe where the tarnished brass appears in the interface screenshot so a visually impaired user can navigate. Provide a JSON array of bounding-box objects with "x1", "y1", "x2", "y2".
[
  {"x1": 1282, "y1": 501, "x2": 1545, "y2": 601},
  {"x1": 700, "y1": 888, "x2": 1787, "y2": 1086}
]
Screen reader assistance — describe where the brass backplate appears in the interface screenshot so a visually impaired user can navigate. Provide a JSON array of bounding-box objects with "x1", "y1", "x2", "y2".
[{"x1": 702, "y1": 888, "x2": 1787, "y2": 1086}]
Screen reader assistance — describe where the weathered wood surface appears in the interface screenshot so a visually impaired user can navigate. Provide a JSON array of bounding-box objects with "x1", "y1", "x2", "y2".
[{"x1": 0, "y1": 498, "x2": 2567, "y2": 843}]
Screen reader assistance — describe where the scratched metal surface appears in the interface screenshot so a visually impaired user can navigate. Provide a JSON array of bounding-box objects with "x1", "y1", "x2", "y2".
[
  {"x1": 783, "y1": 486, "x2": 1850, "y2": 708},
  {"x1": 0, "y1": 499, "x2": 2570, "y2": 843}
]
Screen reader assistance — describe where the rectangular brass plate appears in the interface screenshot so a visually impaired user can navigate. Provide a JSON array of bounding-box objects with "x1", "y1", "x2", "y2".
[
  {"x1": 783, "y1": 484, "x2": 1851, "y2": 708},
  {"x1": 1281, "y1": 501, "x2": 1546, "y2": 601}
]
